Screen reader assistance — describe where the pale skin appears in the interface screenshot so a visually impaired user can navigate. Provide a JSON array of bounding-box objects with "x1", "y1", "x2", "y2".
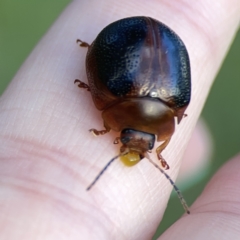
[{"x1": 0, "y1": 0, "x2": 240, "y2": 239}]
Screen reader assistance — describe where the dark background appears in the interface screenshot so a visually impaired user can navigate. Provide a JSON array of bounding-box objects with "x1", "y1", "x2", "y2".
[{"x1": 0, "y1": 1, "x2": 239, "y2": 239}]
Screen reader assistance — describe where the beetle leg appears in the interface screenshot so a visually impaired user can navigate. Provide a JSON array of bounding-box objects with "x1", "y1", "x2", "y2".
[
  {"x1": 76, "y1": 39, "x2": 90, "y2": 48},
  {"x1": 89, "y1": 124, "x2": 111, "y2": 136},
  {"x1": 113, "y1": 137, "x2": 120, "y2": 144},
  {"x1": 156, "y1": 137, "x2": 171, "y2": 169},
  {"x1": 176, "y1": 109, "x2": 188, "y2": 124},
  {"x1": 158, "y1": 156, "x2": 169, "y2": 170},
  {"x1": 74, "y1": 79, "x2": 90, "y2": 91}
]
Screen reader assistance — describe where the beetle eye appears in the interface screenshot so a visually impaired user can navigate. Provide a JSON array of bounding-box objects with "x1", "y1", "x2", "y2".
[
  {"x1": 148, "y1": 141, "x2": 154, "y2": 150},
  {"x1": 120, "y1": 136, "x2": 131, "y2": 144}
]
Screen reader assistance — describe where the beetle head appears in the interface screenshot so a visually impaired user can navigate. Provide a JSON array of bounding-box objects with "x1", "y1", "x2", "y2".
[{"x1": 119, "y1": 128, "x2": 155, "y2": 165}]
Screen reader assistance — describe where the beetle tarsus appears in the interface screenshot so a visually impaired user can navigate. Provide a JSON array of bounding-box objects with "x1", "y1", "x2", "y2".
[
  {"x1": 158, "y1": 156, "x2": 170, "y2": 170},
  {"x1": 113, "y1": 137, "x2": 120, "y2": 144},
  {"x1": 89, "y1": 128, "x2": 110, "y2": 136},
  {"x1": 76, "y1": 39, "x2": 90, "y2": 48},
  {"x1": 74, "y1": 79, "x2": 90, "y2": 91}
]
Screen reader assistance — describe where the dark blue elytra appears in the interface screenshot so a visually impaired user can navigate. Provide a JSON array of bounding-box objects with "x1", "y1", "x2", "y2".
[{"x1": 87, "y1": 16, "x2": 191, "y2": 112}]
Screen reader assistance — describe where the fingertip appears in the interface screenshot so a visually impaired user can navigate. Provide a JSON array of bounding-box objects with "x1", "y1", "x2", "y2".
[{"x1": 177, "y1": 119, "x2": 213, "y2": 187}]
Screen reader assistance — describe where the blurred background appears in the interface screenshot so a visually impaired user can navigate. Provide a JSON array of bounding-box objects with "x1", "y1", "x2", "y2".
[{"x1": 0, "y1": 1, "x2": 239, "y2": 239}]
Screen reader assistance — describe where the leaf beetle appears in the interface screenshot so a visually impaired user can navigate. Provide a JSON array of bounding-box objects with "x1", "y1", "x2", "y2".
[{"x1": 75, "y1": 16, "x2": 191, "y2": 213}]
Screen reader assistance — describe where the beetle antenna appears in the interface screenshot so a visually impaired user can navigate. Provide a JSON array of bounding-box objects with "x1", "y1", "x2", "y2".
[
  {"x1": 86, "y1": 151, "x2": 129, "y2": 191},
  {"x1": 145, "y1": 153, "x2": 190, "y2": 214}
]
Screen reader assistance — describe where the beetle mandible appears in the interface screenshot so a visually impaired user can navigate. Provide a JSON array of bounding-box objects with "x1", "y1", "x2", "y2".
[{"x1": 75, "y1": 16, "x2": 191, "y2": 213}]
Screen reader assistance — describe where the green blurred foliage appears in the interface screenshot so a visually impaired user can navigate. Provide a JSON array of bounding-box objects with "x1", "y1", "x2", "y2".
[
  {"x1": 0, "y1": 1, "x2": 239, "y2": 239},
  {"x1": 0, "y1": 0, "x2": 71, "y2": 93}
]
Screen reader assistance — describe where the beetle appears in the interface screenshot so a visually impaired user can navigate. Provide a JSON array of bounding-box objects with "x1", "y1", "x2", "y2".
[{"x1": 75, "y1": 16, "x2": 191, "y2": 213}]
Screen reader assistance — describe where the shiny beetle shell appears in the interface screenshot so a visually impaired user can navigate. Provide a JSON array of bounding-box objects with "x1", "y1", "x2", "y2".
[
  {"x1": 77, "y1": 16, "x2": 191, "y2": 168},
  {"x1": 86, "y1": 16, "x2": 191, "y2": 122}
]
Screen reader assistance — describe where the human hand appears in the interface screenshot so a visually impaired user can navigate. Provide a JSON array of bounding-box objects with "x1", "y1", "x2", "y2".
[{"x1": 0, "y1": 0, "x2": 239, "y2": 239}]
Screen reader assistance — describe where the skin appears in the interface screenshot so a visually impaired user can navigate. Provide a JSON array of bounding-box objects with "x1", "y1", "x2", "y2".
[{"x1": 0, "y1": 0, "x2": 239, "y2": 239}]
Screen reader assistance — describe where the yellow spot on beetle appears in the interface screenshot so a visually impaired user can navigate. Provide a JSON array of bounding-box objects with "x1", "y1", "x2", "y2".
[{"x1": 120, "y1": 151, "x2": 141, "y2": 166}]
